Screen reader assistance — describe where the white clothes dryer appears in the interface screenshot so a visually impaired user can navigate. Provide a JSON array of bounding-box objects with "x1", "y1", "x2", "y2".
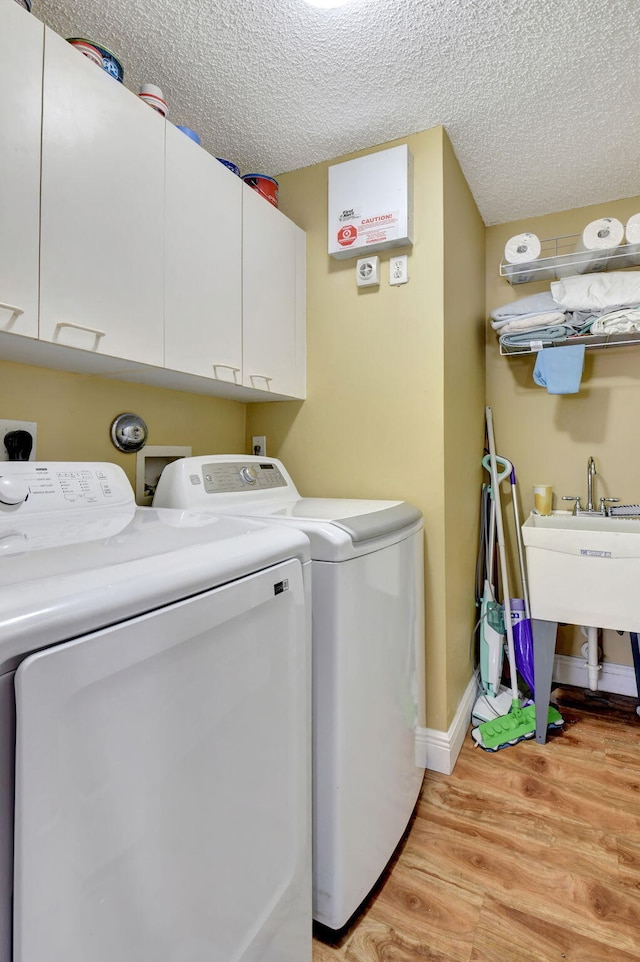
[
  {"x1": 0, "y1": 462, "x2": 312, "y2": 962},
  {"x1": 154, "y1": 455, "x2": 426, "y2": 930}
]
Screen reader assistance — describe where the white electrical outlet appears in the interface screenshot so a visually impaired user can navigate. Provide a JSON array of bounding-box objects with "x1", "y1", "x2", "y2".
[
  {"x1": 389, "y1": 254, "x2": 409, "y2": 286},
  {"x1": 252, "y1": 435, "x2": 266, "y2": 457},
  {"x1": 0, "y1": 420, "x2": 37, "y2": 461}
]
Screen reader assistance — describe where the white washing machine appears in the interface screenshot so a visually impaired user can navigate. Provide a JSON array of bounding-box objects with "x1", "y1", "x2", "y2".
[
  {"x1": 0, "y1": 461, "x2": 312, "y2": 962},
  {"x1": 154, "y1": 455, "x2": 425, "y2": 930}
]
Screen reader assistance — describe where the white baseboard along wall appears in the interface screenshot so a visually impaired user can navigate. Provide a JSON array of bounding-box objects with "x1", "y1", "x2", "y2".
[
  {"x1": 415, "y1": 675, "x2": 478, "y2": 776},
  {"x1": 416, "y1": 656, "x2": 638, "y2": 776},
  {"x1": 552, "y1": 654, "x2": 638, "y2": 697}
]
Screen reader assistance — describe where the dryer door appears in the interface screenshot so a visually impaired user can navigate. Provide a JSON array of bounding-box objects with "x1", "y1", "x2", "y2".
[{"x1": 13, "y1": 559, "x2": 310, "y2": 962}]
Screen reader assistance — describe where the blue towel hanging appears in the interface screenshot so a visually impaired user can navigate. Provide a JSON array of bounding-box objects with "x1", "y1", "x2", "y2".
[{"x1": 533, "y1": 344, "x2": 585, "y2": 395}]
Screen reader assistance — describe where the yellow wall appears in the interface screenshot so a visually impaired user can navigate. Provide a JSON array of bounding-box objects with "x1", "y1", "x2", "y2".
[
  {"x1": 486, "y1": 195, "x2": 640, "y2": 666},
  {"x1": 247, "y1": 127, "x2": 486, "y2": 730},
  {"x1": 0, "y1": 359, "x2": 246, "y2": 490}
]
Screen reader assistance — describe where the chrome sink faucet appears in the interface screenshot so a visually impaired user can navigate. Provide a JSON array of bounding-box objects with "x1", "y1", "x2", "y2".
[
  {"x1": 562, "y1": 456, "x2": 620, "y2": 516},
  {"x1": 586, "y1": 455, "x2": 596, "y2": 512}
]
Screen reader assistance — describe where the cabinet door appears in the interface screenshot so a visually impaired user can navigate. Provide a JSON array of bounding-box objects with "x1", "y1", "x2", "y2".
[
  {"x1": 242, "y1": 186, "x2": 306, "y2": 399},
  {"x1": 39, "y1": 30, "x2": 165, "y2": 365},
  {"x1": 0, "y1": 1, "x2": 43, "y2": 340},
  {"x1": 164, "y1": 125, "x2": 242, "y2": 381}
]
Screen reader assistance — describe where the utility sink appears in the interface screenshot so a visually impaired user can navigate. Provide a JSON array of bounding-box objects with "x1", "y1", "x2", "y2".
[{"x1": 522, "y1": 511, "x2": 640, "y2": 631}]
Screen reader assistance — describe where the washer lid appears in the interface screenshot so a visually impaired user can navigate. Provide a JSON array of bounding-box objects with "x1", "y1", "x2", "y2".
[
  {"x1": 333, "y1": 503, "x2": 422, "y2": 542},
  {"x1": 233, "y1": 498, "x2": 423, "y2": 560},
  {"x1": 0, "y1": 507, "x2": 308, "y2": 583},
  {"x1": 269, "y1": 498, "x2": 422, "y2": 542}
]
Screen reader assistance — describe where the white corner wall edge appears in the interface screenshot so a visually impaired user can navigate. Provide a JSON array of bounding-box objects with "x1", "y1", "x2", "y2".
[
  {"x1": 415, "y1": 674, "x2": 478, "y2": 776},
  {"x1": 553, "y1": 654, "x2": 638, "y2": 697}
]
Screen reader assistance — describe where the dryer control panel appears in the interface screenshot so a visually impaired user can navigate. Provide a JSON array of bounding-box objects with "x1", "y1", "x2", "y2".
[
  {"x1": 201, "y1": 462, "x2": 288, "y2": 494},
  {"x1": 153, "y1": 456, "x2": 299, "y2": 510}
]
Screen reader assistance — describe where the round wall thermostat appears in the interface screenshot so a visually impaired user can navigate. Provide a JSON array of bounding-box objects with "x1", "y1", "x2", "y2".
[{"x1": 110, "y1": 413, "x2": 148, "y2": 452}]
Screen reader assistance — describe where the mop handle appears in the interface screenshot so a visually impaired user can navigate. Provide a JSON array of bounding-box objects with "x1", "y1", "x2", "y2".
[
  {"x1": 482, "y1": 454, "x2": 512, "y2": 486},
  {"x1": 481, "y1": 454, "x2": 511, "y2": 589},
  {"x1": 483, "y1": 453, "x2": 531, "y2": 620},
  {"x1": 485, "y1": 406, "x2": 519, "y2": 704}
]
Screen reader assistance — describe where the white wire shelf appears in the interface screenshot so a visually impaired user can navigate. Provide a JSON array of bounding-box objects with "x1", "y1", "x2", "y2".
[
  {"x1": 499, "y1": 330, "x2": 640, "y2": 356},
  {"x1": 499, "y1": 234, "x2": 640, "y2": 286}
]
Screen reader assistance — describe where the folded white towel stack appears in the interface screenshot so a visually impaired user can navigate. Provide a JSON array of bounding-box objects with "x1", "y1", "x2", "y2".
[
  {"x1": 490, "y1": 291, "x2": 561, "y2": 321},
  {"x1": 590, "y1": 308, "x2": 640, "y2": 335},
  {"x1": 491, "y1": 312, "x2": 566, "y2": 334},
  {"x1": 551, "y1": 271, "x2": 640, "y2": 312}
]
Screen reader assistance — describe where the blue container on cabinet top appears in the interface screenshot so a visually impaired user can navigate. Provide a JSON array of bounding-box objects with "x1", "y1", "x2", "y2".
[{"x1": 93, "y1": 42, "x2": 124, "y2": 82}]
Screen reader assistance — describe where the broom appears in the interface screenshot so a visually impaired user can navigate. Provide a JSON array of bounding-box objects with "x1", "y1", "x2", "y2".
[{"x1": 472, "y1": 407, "x2": 563, "y2": 751}]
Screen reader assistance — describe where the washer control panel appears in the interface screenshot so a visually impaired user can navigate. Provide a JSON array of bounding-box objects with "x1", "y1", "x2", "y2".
[
  {"x1": 202, "y1": 462, "x2": 287, "y2": 494},
  {"x1": 0, "y1": 463, "x2": 134, "y2": 514}
]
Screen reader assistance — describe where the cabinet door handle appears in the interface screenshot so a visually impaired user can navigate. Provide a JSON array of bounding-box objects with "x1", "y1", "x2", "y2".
[
  {"x1": 53, "y1": 322, "x2": 106, "y2": 352},
  {"x1": 0, "y1": 302, "x2": 25, "y2": 330},
  {"x1": 212, "y1": 364, "x2": 240, "y2": 383},
  {"x1": 249, "y1": 375, "x2": 273, "y2": 389}
]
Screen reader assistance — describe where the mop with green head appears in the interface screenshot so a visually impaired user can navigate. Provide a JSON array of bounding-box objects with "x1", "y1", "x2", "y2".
[{"x1": 472, "y1": 407, "x2": 563, "y2": 751}]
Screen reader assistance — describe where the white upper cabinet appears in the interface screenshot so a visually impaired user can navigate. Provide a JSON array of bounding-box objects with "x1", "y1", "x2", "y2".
[
  {"x1": 0, "y1": 1, "x2": 43, "y2": 340},
  {"x1": 242, "y1": 185, "x2": 306, "y2": 399},
  {"x1": 164, "y1": 125, "x2": 242, "y2": 382},
  {"x1": 0, "y1": 8, "x2": 305, "y2": 400},
  {"x1": 39, "y1": 29, "x2": 165, "y2": 365}
]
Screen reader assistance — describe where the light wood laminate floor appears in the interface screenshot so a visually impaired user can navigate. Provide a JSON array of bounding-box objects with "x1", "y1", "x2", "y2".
[{"x1": 313, "y1": 687, "x2": 640, "y2": 961}]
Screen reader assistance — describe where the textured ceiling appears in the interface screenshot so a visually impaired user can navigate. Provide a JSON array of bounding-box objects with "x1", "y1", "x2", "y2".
[{"x1": 35, "y1": 0, "x2": 640, "y2": 226}]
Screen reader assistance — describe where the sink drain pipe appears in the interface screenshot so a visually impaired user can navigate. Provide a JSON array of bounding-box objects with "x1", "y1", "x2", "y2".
[{"x1": 581, "y1": 626, "x2": 602, "y2": 690}]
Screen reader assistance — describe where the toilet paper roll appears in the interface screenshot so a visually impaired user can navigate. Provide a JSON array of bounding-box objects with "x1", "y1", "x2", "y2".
[
  {"x1": 503, "y1": 232, "x2": 541, "y2": 264},
  {"x1": 561, "y1": 217, "x2": 625, "y2": 276},
  {"x1": 580, "y1": 217, "x2": 624, "y2": 251},
  {"x1": 614, "y1": 213, "x2": 640, "y2": 268},
  {"x1": 625, "y1": 213, "x2": 640, "y2": 244}
]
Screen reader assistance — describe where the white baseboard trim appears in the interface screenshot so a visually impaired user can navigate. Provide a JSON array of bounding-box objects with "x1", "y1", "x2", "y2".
[
  {"x1": 415, "y1": 675, "x2": 478, "y2": 776},
  {"x1": 414, "y1": 656, "x2": 639, "y2": 777},
  {"x1": 553, "y1": 653, "x2": 638, "y2": 697}
]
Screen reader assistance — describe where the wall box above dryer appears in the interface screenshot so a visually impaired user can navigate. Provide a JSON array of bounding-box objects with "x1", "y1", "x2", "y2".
[
  {"x1": 136, "y1": 445, "x2": 192, "y2": 505},
  {"x1": 328, "y1": 144, "x2": 413, "y2": 260}
]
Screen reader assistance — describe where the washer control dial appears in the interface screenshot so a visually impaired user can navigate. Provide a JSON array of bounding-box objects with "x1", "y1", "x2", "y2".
[
  {"x1": 0, "y1": 475, "x2": 29, "y2": 505},
  {"x1": 240, "y1": 466, "x2": 258, "y2": 485}
]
